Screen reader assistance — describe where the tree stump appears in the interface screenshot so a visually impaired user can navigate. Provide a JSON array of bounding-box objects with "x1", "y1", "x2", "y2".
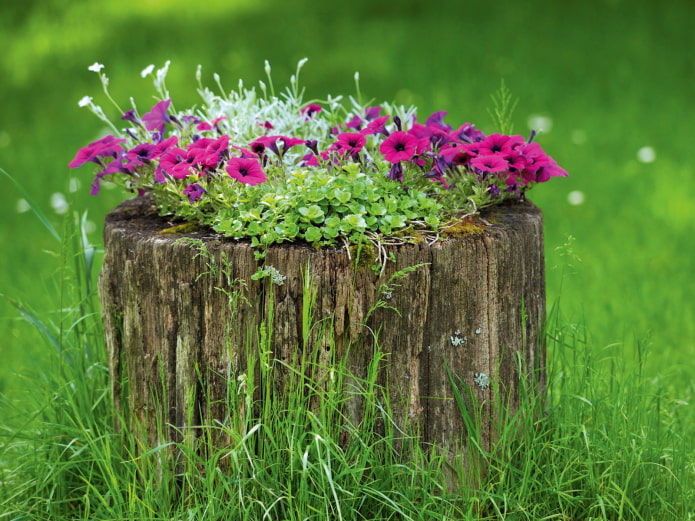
[{"x1": 99, "y1": 196, "x2": 545, "y2": 471}]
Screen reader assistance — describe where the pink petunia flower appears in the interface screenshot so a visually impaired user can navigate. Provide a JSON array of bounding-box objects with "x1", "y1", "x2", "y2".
[
  {"x1": 379, "y1": 131, "x2": 419, "y2": 163},
  {"x1": 345, "y1": 114, "x2": 364, "y2": 131},
  {"x1": 425, "y1": 110, "x2": 453, "y2": 132},
  {"x1": 196, "y1": 116, "x2": 227, "y2": 132},
  {"x1": 142, "y1": 99, "x2": 172, "y2": 133},
  {"x1": 360, "y1": 115, "x2": 390, "y2": 136},
  {"x1": 334, "y1": 132, "x2": 366, "y2": 155},
  {"x1": 470, "y1": 154, "x2": 510, "y2": 174},
  {"x1": 449, "y1": 123, "x2": 485, "y2": 144},
  {"x1": 124, "y1": 136, "x2": 178, "y2": 170},
  {"x1": 188, "y1": 135, "x2": 230, "y2": 169},
  {"x1": 250, "y1": 135, "x2": 305, "y2": 157},
  {"x1": 301, "y1": 103, "x2": 323, "y2": 120},
  {"x1": 226, "y1": 157, "x2": 266, "y2": 185},
  {"x1": 158, "y1": 146, "x2": 202, "y2": 179},
  {"x1": 69, "y1": 135, "x2": 126, "y2": 168},
  {"x1": 477, "y1": 133, "x2": 523, "y2": 156}
]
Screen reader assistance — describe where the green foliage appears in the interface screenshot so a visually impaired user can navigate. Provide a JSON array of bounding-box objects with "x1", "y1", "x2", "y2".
[
  {"x1": 1, "y1": 218, "x2": 693, "y2": 520},
  {"x1": 1, "y1": 0, "x2": 695, "y2": 518},
  {"x1": 487, "y1": 80, "x2": 518, "y2": 136},
  {"x1": 210, "y1": 164, "x2": 444, "y2": 254}
]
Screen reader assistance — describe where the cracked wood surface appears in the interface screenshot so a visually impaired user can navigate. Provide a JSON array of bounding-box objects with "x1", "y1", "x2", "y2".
[{"x1": 99, "y1": 196, "x2": 545, "y2": 463}]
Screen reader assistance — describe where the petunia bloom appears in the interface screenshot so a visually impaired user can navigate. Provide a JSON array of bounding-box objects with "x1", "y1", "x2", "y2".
[
  {"x1": 470, "y1": 154, "x2": 510, "y2": 174},
  {"x1": 183, "y1": 183, "x2": 207, "y2": 203},
  {"x1": 196, "y1": 116, "x2": 227, "y2": 132},
  {"x1": 142, "y1": 99, "x2": 172, "y2": 134},
  {"x1": 226, "y1": 157, "x2": 267, "y2": 185},
  {"x1": 360, "y1": 115, "x2": 390, "y2": 136},
  {"x1": 379, "y1": 131, "x2": 419, "y2": 163},
  {"x1": 301, "y1": 104, "x2": 322, "y2": 120},
  {"x1": 69, "y1": 135, "x2": 126, "y2": 168},
  {"x1": 334, "y1": 132, "x2": 366, "y2": 155}
]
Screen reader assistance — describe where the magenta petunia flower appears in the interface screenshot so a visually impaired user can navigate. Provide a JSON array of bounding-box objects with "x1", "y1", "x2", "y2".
[
  {"x1": 69, "y1": 135, "x2": 126, "y2": 168},
  {"x1": 183, "y1": 183, "x2": 206, "y2": 202},
  {"x1": 300, "y1": 153, "x2": 320, "y2": 167},
  {"x1": 363, "y1": 106, "x2": 382, "y2": 121},
  {"x1": 345, "y1": 114, "x2": 364, "y2": 131},
  {"x1": 89, "y1": 151, "x2": 130, "y2": 195},
  {"x1": 449, "y1": 123, "x2": 485, "y2": 144},
  {"x1": 121, "y1": 109, "x2": 142, "y2": 126},
  {"x1": 361, "y1": 115, "x2": 390, "y2": 136},
  {"x1": 158, "y1": 146, "x2": 202, "y2": 179},
  {"x1": 301, "y1": 103, "x2": 323, "y2": 119},
  {"x1": 226, "y1": 157, "x2": 266, "y2": 185},
  {"x1": 440, "y1": 143, "x2": 472, "y2": 167},
  {"x1": 142, "y1": 99, "x2": 172, "y2": 133},
  {"x1": 334, "y1": 132, "x2": 366, "y2": 154},
  {"x1": 250, "y1": 135, "x2": 305, "y2": 157},
  {"x1": 477, "y1": 133, "x2": 523, "y2": 156},
  {"x1": 379, "y1": 131, "x2": 419, "y2": 163},
  {"x1": 188, "y1": 135, "x2": 229, "y2": 169},
  {"x1": 125, "y1": 143, "x2": 157, "y2": 169},
  {"x1": 425, "y1": 110, "x2": 453, "y2": 132},
  {"x1": 470, "y1": 154, "x2": 510, "y2": 174},
  {"x1": 196, "y1": 116, "x2": 227, "y2": 132}
]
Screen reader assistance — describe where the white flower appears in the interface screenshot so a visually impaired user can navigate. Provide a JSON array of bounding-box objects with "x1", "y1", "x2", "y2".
[
  {"x1": 88, "y1": 62, "x2": 104, "y2": 72},
  {"x1": 637, "y1": 146, "x2": 656, "y2": 163},
  {"x1": 567, "y1": 190, "x2": 585, "y2": 206},
  {"x1": 78, "y1": 96, "x2": 93, "y2": 107},
  {"x1": 16, "y1": 198, "x2": 30, "y2": 214},
  {"x1": 50, "y1": 193, "x2": 69, "y2": 215},
  {"x1": 527, "y1": 114, "x2": 553, "y2": 134},
  {"x1": 141, "y1": 64, "x2": 155, "y2": 78}
]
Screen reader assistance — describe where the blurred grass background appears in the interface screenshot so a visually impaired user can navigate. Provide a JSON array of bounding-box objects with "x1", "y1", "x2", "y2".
[{"x1": 0, "y1": 0, "x2": 693, "y2": 395}]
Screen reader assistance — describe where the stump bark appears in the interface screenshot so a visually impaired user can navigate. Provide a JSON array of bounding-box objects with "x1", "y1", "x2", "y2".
[{"x1": 99, "y1": 196, "x2": 546, "y2": 470}]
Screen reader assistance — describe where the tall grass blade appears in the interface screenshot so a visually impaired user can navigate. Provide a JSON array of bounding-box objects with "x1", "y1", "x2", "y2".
[{"x1": 1, "y1": 167, "x2": 61, "y2": 242}]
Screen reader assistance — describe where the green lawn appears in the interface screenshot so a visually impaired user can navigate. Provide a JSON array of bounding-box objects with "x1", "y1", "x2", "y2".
[{"x1": 1, "y1": 0, "x2": 694, "y2": 517}]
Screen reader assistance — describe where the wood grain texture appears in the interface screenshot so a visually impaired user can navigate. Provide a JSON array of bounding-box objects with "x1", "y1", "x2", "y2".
[{"x1": 99, "y1": 196, "x2": 546, "y2": 464}]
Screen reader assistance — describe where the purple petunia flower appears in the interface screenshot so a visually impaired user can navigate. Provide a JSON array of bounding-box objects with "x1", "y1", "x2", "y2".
[
  {"x1": 226, "y1": 157, "x2": 266, "y2": 185},
  {"x1": 387, "y1": 162, "x2": 404, "y2": 183},
  {"x1": 470, "y1": 154, "x2": 510, "y2": 174},
  {"x1": 360, "y1": 115, "x2": 390, "y2": 136},
  {"x1": 301, "y1": 103, "x2": 322, "y2": 120},
  {"x1": 425, "y1": 110, "x2": 453, "y2": 132},
  {"x1": 142, "y1": 99, "x2": 172, "y2": 134},
  {"x1": 379, "y1": 131, "x2": 418, "y2": 163},
  {"x1": 333, "y1": 132, "x2": 366, "y2": 155},
  {"x1": 121, "y1": 109, "x2": 142, "y2": 127},
  {"x1": 363, "y1": 106, "x2": 382, "y2": 121},
  {"x1": 449, "y1": 123, "x2": 485, "y2": 144},
  {"x1": 187, "y1": 135, "x2": 230, "y2": 170},
  {"x1": 183, "y1": 183, "x2": 206, "y2": 203},
  {"x1": 69, "y1": 135, "x2": 126, "y2": 168},
  {"x1": 477, "y1": 133, "x2": 522, "y2": 156},
  {"x1": 196, "y1": 116, "x2": 227, "y2": 133}
]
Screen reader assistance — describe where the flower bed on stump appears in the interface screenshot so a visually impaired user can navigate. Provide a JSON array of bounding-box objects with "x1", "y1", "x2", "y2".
[{"x1": 71, "y1": 60, "x2": 566, "y2": 480}]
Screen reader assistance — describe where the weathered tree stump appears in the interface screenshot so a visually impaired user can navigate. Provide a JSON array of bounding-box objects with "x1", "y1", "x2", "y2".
[{"x1": 99, "y1": 196, "x2": 545, "y2": 471}]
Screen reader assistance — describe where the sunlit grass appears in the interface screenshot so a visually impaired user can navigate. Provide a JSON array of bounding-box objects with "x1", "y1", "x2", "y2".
[
  {"x1": 0, "y1": 214, "x2": 692, "y2": 519},
  {"x1": 0, "y1": 0, "x2": 694, "y2": 514}
]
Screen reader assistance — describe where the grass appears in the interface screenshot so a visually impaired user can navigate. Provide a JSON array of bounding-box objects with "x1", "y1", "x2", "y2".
[
  {"x1": 1, "y1": 0, "x2": 694, "y2": 517},
  {"x1": 0, "y1": 215, "x2": 692, "y2": 519}
]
